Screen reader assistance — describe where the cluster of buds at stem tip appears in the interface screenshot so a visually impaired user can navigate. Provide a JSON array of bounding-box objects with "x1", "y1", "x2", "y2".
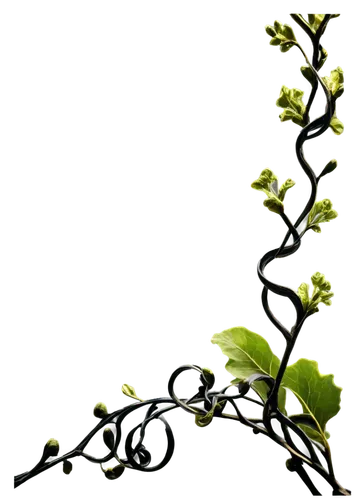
[
  {"x1": 249, "y1": 165, "x2": 296, "y2": 215},
  {"x1": 323, "y1": 67, "x2": 344, "y2": 99},
  {"x1": 273, "y1": 81, "x2": 348, "y2": 138},
  {"x1": 297, "y1": 272, "x2": 334, "y2": 317},
  {"x1": 307, "y1": 192, "x2": 341, "y2": 236},
  {"x1": 262, "y1": 18, "x2": 298, "y2": 55}
]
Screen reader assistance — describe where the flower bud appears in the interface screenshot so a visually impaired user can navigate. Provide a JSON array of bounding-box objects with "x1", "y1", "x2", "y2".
[
  {"x1": 320, "y1": 280, "x2": 331, "y2": 292},
  {"x1": 265, "y1": 25, "x2": 276, "y2": 37},
  {"x1": 274, "y1": 20, "x2": 283, "y2": 32},
  {"x1": 278, "y1": 176, "x2": 296, "y2": 201},
  {"x1": 104, "y1": 465, "x2": 125, "y2": 480},
  {"x1": 103, "y1": 428, "x2": 115, "y2": 450},
  {"x1": 44, "y1": 439, "x2": 60, "y2": 458},
  {"x1": 320, "y1": 291, "x2": 334, "y2": 305},
  {"x1": 322, "y1": 199, "x2": 332, "y2": 211},
  {"x1": 200, "y1": 367, "x2": 215, "y2": 389},
  {"x1": 63, "y1": 460, "x2": 73, "y2": 475},
  {"x1": 282, "y1": 24, "x2": 295, "y2": 41},
  {"x1": 311, "y1": 272, "x2": 326, "y2": 288},
  {"x1": 326, "y1": 210, "x2": 338, "y2": 221},
  {"x1": 286, "y1": 458, "x2": 296, "y2": 472},
  {"x1": 319, "y1": 159, "x2": 337, "y2": 178},
  {"x1": 93, "y1": 402, "x2": 108, "y2": 419}
]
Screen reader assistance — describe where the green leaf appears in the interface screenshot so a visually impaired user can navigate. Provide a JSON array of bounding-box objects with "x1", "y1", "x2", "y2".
[
  {"x1": 277, "y1": 108, "x2": 304, "y2": 127},
  {"x1": 297, "y1": 64, "x2": 315, "y2": 85},
  {"x1": 269, "y1": 37, "x2": 281, "y2": 46},
  {"x1": 263, "y1": 196, "x2": 283, "y2": 214},
  {"x1": 282, "y1": 359, "x2": 341, "y2": 445},
  {"x1": 280, "y1": 42, "x2": 295, "y2": 53},
  {"x1": 274, "y1": 82, "x2": 306, "y2": 127},
  {"x1": 330, "y1": 113, "x2": 344, "y2": 135},
  {"x1": 298, "y1": 424, "x2": 329, "y2": 445},
  {"x1": 288, "y1": 412, "x2": 333, "y2": 451},
  {"x1": 297, "y1": 283, "x2": 309, "y2": 310},
  {"x1": 321, "y1": 64, "x2": 348, "y2": 99},
  {"x1": 278, "y1": 178, "x2": 295, "y2": 201},
  {"x1": 118, "y1": 382, "x2": 147, "y2": 401},
  {"x1": 211, "y1": 327, "x2": 286, "y2": 412}
]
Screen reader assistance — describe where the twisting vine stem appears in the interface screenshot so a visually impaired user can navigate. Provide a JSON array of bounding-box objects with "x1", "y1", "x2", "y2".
[
  {"x1": 14, "y1": 13, "x2": 350, "y2": 496},
  {"x1": 257, "y1": 13, "x2": 347, "y2": 495}
]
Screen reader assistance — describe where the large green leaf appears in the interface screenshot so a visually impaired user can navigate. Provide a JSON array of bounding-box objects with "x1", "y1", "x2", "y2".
[
  {"x1": 289, "y1": 414, "x2": 330, "y2": 446},
  {"x1": 211, "y1": 327, "x2": 286, "y2": 412},
  {"x1": 276, "y1": 86, "x2": 306, "y2": 127},
  {"x1": 282, "y1": 359, "x2": 341, "y2": 445},
  {"x1": 298, "y1": 424, "x2": 329, "y2": 446}
]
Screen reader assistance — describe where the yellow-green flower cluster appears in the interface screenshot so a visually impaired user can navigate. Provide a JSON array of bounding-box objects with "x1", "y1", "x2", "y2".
[
  {"x1": 274, "y1": 80, "x2": 348, "y2": 138},
  {"x1": 295, "y1": 271, "x2": 337, "y2": 316},
  {"x1": 321, "y1": 64, "x2": 348, "y2": 99},
  {"x1": 274, "y1": 82, "x2": 306, "y2": 127},
  {"x1": 307, "y1": 196, "x2": 341, "y2": 236},
  {"x1": 249, "y1": 166, "x2": 296, "y2": 215},
  {"x1": 262, "y1": 18, "x2": 297, "y2": 55}
]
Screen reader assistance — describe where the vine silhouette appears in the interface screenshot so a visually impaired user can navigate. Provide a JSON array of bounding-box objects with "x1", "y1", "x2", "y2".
[{"x1": 12, "y1": 7, "x2": 352, "y2": 496}]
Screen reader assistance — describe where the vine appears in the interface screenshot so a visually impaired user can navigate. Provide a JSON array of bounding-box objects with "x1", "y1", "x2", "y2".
[{"x1": 12, "y1": 11, "x2": 352, "y2": 496}]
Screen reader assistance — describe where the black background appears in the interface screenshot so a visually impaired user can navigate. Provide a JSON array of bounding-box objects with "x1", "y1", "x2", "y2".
[{"x1": 6, "y1": 5, "x2": 355, "y2": 497}]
